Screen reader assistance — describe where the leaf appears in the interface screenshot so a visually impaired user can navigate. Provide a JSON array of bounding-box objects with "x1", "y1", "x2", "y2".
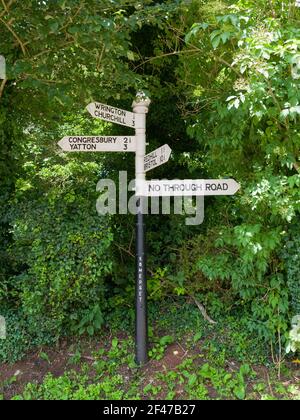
[
  {"x1": 68, "y1": 26, "x2": 79, "y2": 34},
  {"x1": 188, "y1": 373, "x2": 197, "y2": 386},
  {"x1": 112, "y1": 338, "x2": 118, "y2": 348},
  {"x1": 87, "y1": 326, "x2": 94, "y2": 336},
  {"x1": 193, "y1": 332, "x2": 202, "y2": 343},
  {"x1": 280, "y1": 108, "x2": 290, "y2": 118},
  {"x1": 50, "y1": 22, "x2": 59, "y2": 33},
  {"x1": 221, "y1": 32, "x2": 231, "y2": 44},
  {"x1": 226, "y1": 96, "x2": 237, "y2": 102},
  {"x1": 210, "y1": 30, "x2": 222, "y2": 49},
  {"x1": 127, "y1": 51, "x2": 135, "y2": 61},
  {"x1": 290, "y1": 106, "x2": 300, "y2": 115},
  {"x1": 39, "y1": 352, "x2": 51, "y2": 364},
  {"x1": 239, "y1": 364, "x2": 251, "y2": 376},
  {"x1": 234, "y1": 384, "x2": 246, "y2": 400},
  {"x1": 94, "y1": 313, "x2": 103, "y2": 329},
  {"x1": 159, "y1": 335, "x2": 174, "y2": 346},
  {"x1": 185, "y1": 23, "x2": 209, "y2": 43}
]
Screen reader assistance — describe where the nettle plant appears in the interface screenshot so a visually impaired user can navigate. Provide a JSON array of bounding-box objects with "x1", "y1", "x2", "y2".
[{"x1": 286, "y1": 316, "x2": 300, "y2": 354}]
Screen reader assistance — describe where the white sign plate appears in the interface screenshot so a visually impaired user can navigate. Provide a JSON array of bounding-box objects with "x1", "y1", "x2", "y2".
[
  {"x1": 86, "y1": 102, "x2": 143, "y2": 128},
  {"x1": 144, "y1": 144, "x2": 172, "y2": 172},
  {"x1": 138, "y1": 179, "x2": 240, "y2": 197},
  {"x1": 58, "y1": 136, "x2": 136, "y2": 152}
]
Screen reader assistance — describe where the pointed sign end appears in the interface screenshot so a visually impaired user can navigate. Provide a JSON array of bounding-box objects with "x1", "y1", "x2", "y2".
[
  {"x1": 165, "y1": 144, "x2": 172, "y2": 159},
  {"x1": 86, "y1": 103, "x2": 93, "y2": 115},
  {"x1": 233, "y1": 180, "x2": 241, "y2": 194}
]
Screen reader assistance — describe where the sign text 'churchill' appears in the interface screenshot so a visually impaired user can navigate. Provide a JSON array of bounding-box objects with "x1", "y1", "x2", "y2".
[{"x1": 87, "y1": 102, "x2": 143, "y2": 128}]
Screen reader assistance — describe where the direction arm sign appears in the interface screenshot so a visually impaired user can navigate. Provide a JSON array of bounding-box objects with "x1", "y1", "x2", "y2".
[
  {"x1": 144, "y1": 144, "x2": 171, "y2": 172},
  {"x1": 86, "y1": 102, "x2": 143, "y2": 128},
  {"x1": 137, "y1": 179, "x2": 240, "y2": 196},
  {"x1": 58, "y1": 136, "x2": 136, "y2": 152}
]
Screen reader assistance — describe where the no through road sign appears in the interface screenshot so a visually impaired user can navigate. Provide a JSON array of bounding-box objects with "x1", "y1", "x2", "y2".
[{"x1": 137, "y1": 179, "x2": 240, "y2": 197}]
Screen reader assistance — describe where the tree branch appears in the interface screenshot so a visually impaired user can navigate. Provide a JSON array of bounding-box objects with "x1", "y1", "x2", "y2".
[
  {"x1": 29, "y1": 40, "x2": 75, "y2": 60},
  {"x1": 133, "y1": 49, "x2": 200, "y2": 71},
  {"x1": 115, "y1": 243, "x2": 135, "y2": 258},
  {"x1": 1, "y1": 0, "x2": 8, "y2": 12},
  {"x1": 22, "y1": 75, "x2": 65, "y2": 85},
  {"x1": 213, "y1": 54, "x2": 241, "y2": 77},
  {"x1": 0, "y1": 16, "x2": 26, "y2": 55},
  {"x1": 134, "y1": 46, "x2": 241, "y2": 77},
  {"x1": 190, "y1": 295, "x2": 217, "y2": 325},
  {"x1": 23, "y1": 3, "x2": 84, "y2": 48},
  {"x1": 114, "y1": 242, "x2": 155, "y2": 276},
  {"x1": 0, "y1": 0, "x2": 14, "y2": 18},
  {"x1": 59, "y1": 2, "x2": 84, "y2": 33},
  {"x1": 0, "y1": 78, "x2": 7, "y2": 100}
]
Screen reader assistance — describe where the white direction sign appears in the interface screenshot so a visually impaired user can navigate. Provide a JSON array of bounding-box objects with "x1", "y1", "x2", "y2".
[
  {"x1": 138, "y1": 179, "x2": 240, "y2": 197},
  {"x1": 86, "y1": 102, "x2": 143, "y2": 128},
  {"x1": 144, "y1": 144, "x2": 172, "y2": 172},
  {"x1": 58, "y1": 136, "x2": 136, "y2": 152}
]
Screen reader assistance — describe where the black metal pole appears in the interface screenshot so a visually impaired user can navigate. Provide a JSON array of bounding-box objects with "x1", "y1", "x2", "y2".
[
  {"x1": 133, "y1": 93, "x2": 150, "y2": 366},
  {"x1": 135, "y1": 198, "x2": 148, "y2": 365}
]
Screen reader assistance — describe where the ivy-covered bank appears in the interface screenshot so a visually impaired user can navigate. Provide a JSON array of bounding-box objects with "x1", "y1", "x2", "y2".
[{"x1": 0, "y1": 0, "x2": 300, "y2": 365}]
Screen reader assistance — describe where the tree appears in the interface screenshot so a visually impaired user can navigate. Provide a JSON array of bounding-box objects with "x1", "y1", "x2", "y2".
[
  {"x1": 0, "y1": 0, "x2": 184, "y2": 339},
  {"x1": 165, "y1": 0, "x2": 300, "y2": 347}
]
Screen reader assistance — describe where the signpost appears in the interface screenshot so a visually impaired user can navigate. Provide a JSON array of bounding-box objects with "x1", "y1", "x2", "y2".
[
  {"x1": 58, "y1": 136, "x2": 136, "y2": 152},
  {"x1": 58, "y1": 93, "x2": 241, "y2": 367},
  {"x1": 144, "y1": 144, "x2": 172, "y2": 172}
]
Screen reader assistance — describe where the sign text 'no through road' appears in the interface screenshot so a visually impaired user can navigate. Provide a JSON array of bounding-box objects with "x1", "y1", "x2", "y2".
[{"x1": 138, "y1": 179, "x2": 240, "y2": 197}]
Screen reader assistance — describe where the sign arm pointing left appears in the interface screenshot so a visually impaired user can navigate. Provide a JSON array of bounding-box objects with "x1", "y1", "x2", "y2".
[{"x1": 58, "y1": 136, "x2": 137, "y2": 152}]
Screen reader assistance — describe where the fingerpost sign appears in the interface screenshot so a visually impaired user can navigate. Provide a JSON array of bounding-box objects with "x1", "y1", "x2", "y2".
[{"x1": 58, "y1": 93, "x2": 241, "y2": 366}]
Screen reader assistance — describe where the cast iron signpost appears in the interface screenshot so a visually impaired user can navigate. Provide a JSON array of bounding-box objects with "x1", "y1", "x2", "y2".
[{"x1": 58, "y1": 93, "x2": 240, "y2": 366}]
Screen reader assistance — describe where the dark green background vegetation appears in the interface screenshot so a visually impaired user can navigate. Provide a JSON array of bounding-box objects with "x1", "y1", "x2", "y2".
[{"x1": 0, "y1": 0, "x2": 299, "y2": 364}]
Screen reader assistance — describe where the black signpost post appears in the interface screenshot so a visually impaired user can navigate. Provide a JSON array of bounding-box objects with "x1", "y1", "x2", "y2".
[
  {"x1": 135, "y1": 200, "x2": 148, "y2": 364},
  {"x1": 132, "y1": 95, "x2": 151, "y2": 364}
]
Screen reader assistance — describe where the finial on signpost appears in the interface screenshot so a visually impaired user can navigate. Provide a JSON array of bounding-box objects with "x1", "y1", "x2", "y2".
[{"x1": 132, "y1": 91, "x2": 151, "y2": 113}]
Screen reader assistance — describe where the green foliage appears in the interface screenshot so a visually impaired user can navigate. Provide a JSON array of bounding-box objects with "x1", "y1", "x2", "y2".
[
  {"x1": 12, "y1": 161, "x2": 113, "y2": 337},
  {"x1": 149, "y1": 335, "x2": 174, "y2": 361},
  {"x1": 193, "y1": 362, "x2": 254, "y2": 400},
  {"x1": 0, "y1": 309, "x2": 57, "y2": 363},
  {"x1": 1, "y1": 0, "x2": 300, "y2": 363},
  {"x1": 12, "y1": 372, "x2": 125, "y2": 400},
  {"x1": 75, "y1": 304, "x2": 104, "y2": 337},
  {"x1": 4, "y1": 302, "x2": 300, "y2": 400},
  {"x1": 0, "y1": 0, "x2": 187, "y2": 360},
  {"x1": 157, "y1": 0, "x2": 300, "y2": 348},
  {"x1": 281, "y1": 222, "x2": 300, "y2": 316}
]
